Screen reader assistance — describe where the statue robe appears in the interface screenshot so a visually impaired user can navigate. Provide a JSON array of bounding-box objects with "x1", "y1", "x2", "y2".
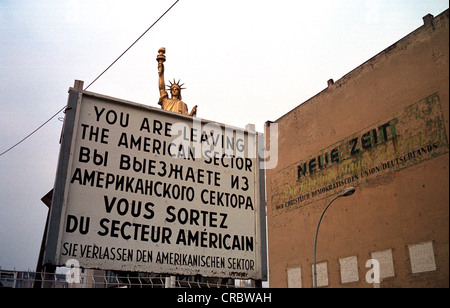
[{"x1": 158, "y1": 92, "x2": 189, "y2": 116}]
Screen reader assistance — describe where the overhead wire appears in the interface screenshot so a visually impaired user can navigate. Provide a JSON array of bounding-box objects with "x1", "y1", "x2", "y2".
[
  {"x1": 84, "y1": 0, "x2": 180, "y2": 91},
  {"x1": 0, "y1": 0, "x2": 180, "y2": 157},
  {"x1": 0, "y1": 106, "x2": 66, "y2": 157}
]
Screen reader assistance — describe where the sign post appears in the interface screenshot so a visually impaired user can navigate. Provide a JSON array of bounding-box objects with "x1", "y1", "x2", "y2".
[{"x1": 43, "y1": 84, "x2": 267, "y2": 281}]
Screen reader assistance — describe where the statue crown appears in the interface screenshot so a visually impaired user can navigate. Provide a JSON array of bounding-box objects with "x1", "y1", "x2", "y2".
[{"x1": 167, "y1": 79, "x2": 186, "y2": 90}]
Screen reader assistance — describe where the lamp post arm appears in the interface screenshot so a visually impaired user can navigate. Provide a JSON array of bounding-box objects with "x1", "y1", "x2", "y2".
[{"x1": 313, "y1": 194, "x2": 341, "y2": 288}]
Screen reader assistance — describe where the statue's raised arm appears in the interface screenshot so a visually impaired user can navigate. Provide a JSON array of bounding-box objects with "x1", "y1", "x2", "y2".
[
  {"x1": 157, "y1": 47, "x2": 167, "y2": 99},
  {"x1": 156, "y1": 47, "x2": 197, "y2": 116}
]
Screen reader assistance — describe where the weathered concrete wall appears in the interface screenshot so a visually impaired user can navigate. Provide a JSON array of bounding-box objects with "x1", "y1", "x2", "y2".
[{"x1": 266, "y1": 10, "x2": 449, "y2": 288}]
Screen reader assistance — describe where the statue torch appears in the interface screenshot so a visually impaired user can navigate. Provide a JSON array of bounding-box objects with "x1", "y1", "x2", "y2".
[{"x1": 157, "y1": 47, "x2": 166, "y2": 77}]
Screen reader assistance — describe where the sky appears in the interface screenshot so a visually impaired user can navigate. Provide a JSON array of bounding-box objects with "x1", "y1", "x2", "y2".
[{"x1": 0, "y1": 0, "x2": 448, "y2": 272}]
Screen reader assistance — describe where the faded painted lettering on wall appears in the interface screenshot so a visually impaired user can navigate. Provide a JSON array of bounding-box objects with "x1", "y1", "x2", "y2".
[{"x1": 271, "y1": 93, "x2": 449, "y2": 215}]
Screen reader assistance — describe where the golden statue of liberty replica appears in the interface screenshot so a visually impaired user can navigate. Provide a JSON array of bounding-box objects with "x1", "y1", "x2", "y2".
[{"x1": 157, "y1": 47, "x2": 197, "y2": 116}]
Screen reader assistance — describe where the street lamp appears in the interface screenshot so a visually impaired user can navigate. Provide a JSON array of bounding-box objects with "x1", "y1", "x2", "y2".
[{"x1": 313, "y1": 187, "x2": 356, "y2": 288}]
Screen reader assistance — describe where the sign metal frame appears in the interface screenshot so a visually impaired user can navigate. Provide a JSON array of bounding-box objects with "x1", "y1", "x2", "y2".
[{"x1": 43, "y1": 87, "x2": 267, "y2": 281}]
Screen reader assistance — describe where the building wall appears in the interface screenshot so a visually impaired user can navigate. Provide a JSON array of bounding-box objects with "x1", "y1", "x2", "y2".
[{"x1": 266, "y1": 10, "x2": 449, "y2": 288}]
